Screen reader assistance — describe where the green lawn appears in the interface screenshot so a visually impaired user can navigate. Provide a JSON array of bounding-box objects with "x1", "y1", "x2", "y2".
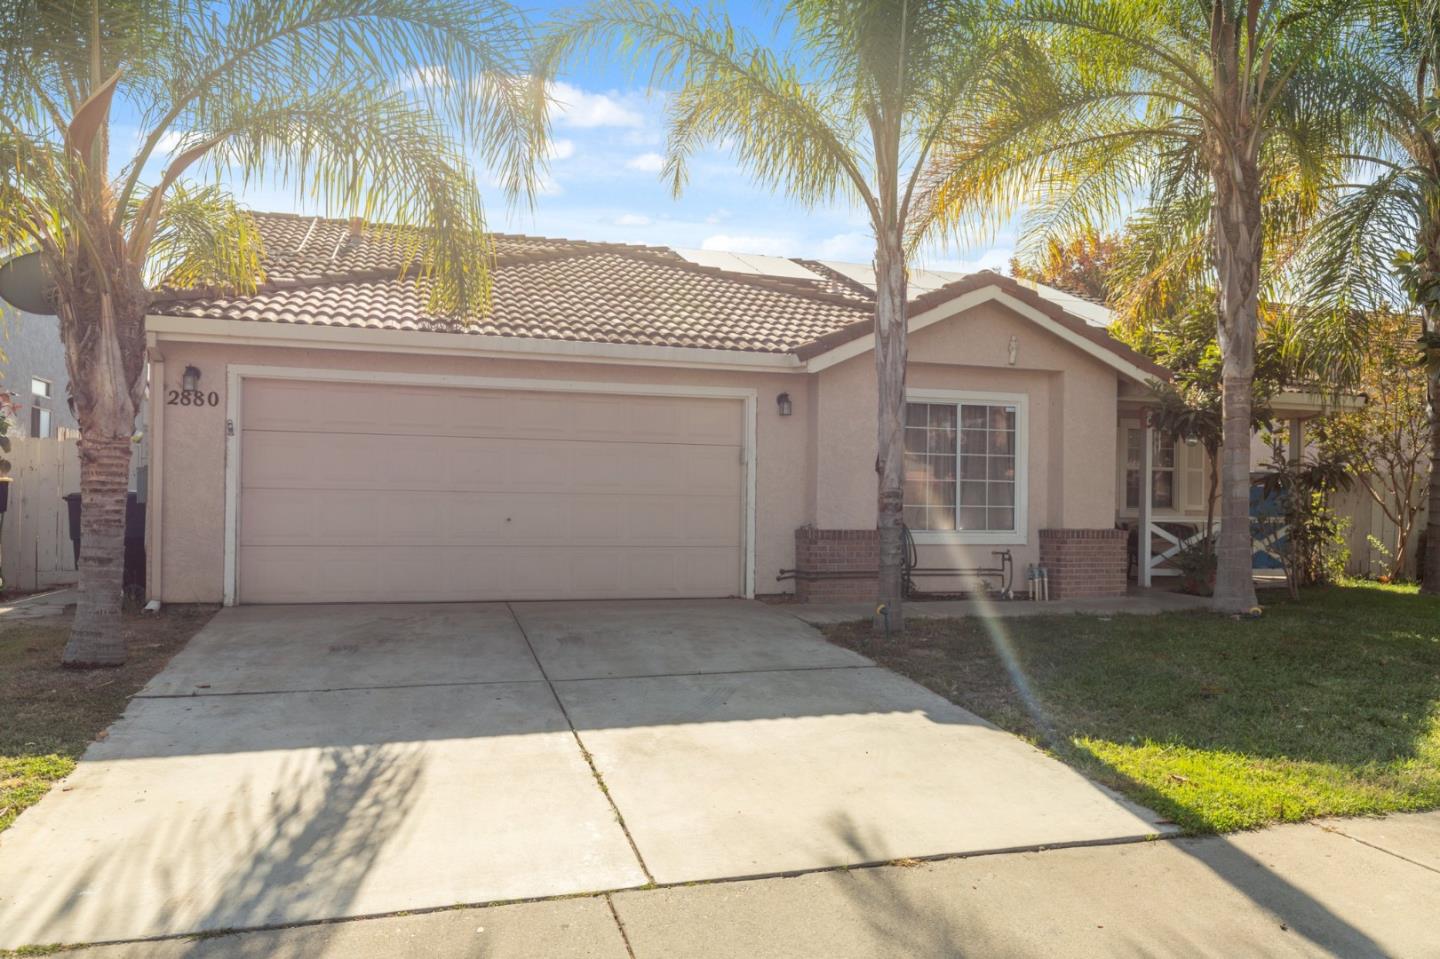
[
  {"x1": 822, "y1": 581, "x2": 1440, "y2": 833},
  {"x1": 0, "y1": 606, "x2": 216, "y2": 835}
]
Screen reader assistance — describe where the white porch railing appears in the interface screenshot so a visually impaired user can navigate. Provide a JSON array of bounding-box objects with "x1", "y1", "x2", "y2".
[{"x1": 1144, "y1": 515, "x2": 1219, "y2": 580}]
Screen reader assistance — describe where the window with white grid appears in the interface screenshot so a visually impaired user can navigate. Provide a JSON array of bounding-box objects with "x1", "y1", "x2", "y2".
[{"x1": 903, "y1": 393, "x2": 1025, "y2": 539}]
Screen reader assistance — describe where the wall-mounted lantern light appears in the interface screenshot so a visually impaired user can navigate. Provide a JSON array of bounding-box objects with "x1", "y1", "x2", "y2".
[
  {"x1": 182, "y1": 365, "x2": 202, "y2": 393},
  {"x1": 776, "y1": 392, "x2": 793, "y2": 416},
  {"x1": 1185, "y1": 433, "x2": 1200, "y2": 447}
]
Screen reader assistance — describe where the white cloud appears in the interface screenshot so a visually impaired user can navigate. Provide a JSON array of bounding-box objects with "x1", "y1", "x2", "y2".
[
  {"x1": 921, "y1": 246, "x2": 1014, "y2": 274},
  {"x1": 549, "y1": 81, "x2": 644, "y2": 128},
  {"x1": 547, "y1": 138, "x2": 576, "y2": 161},
  {"x1": 614, "y1": 213, "x2": 651, "y2": 226},
  {"x1": 816, "y1": 231, "x2": 874, "y2": 262},
  {"x1": 701, "y1": 234, "x2": 794, "y2": 256},
  {"x1": 625, "y1": 152, "x2": 665, "y2": 173},
  {"x1": 400, "y1": 66, "x2": 451, "y2": 91},
  {"x1": 156, "y1": 130, "x2": 189, "y2": 154}
]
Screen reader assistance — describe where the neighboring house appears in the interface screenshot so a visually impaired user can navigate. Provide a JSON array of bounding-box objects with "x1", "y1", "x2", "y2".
[
  {"x1": 141, "y1": 212, "x2": 1334, "y2": 606},
  {"x1": 0, "y1": 305, "x2": 77, "y2": 439}
]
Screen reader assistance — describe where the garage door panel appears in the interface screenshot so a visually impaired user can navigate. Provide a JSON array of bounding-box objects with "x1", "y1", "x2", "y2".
[
  {"x1": 238, "y1": 380, "x2": 746, "y2": 603},
  {"x1": 243, "y1": 434, "x2": 742, "y2": 497},
  {"x1": 240, "y1": 488, "x2": 741, "y2": 548},
  {"x1": 243, "y1": 380, "x2": 743, "y2": 446},
  {"x1": 238, "y1": 545, "x2": 740, "y2": 603}
]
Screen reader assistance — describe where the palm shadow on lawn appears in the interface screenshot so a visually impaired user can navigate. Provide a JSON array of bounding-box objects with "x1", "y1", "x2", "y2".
[{"x1": 823, "y1": 582, "x2": 1440, "y2": 832}]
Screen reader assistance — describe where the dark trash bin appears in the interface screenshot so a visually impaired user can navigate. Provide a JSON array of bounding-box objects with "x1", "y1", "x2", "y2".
[{"x1": 63, "y1": 492, "x2": 147, "y2": 597}]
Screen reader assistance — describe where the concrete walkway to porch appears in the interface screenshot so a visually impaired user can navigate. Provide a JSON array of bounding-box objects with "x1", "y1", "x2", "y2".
[{"x1": 783, "y1": 586, "x2": 1212, "y2": 626}]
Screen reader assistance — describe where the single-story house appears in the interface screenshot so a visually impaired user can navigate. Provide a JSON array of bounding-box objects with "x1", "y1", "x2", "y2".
[{"x1": 142, "y1": 213, "x2": 1333, "y2": 606}]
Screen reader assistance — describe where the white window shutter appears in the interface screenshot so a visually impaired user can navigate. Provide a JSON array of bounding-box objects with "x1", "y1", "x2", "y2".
[{"x1": 1184, "y1": 442, "x2": 1205, "y2": 510}]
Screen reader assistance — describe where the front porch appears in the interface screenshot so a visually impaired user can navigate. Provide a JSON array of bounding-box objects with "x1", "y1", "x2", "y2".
[{"x1": 1116, "y1": 390, "x2": 1330, "y2": 587}]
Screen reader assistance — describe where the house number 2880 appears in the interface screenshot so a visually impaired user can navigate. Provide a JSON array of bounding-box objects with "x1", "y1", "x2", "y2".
[{"x1": 166, "y1": 389, "x2": 220, "y2": 407}]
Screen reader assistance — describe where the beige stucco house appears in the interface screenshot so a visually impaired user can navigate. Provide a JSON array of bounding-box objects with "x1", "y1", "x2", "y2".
[{"x1": 140, "y1": 213, "x2": 1324, "y2": 606}]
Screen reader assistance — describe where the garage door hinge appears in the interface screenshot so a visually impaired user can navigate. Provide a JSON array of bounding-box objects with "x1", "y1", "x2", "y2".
[{"x1": 226, "y1": 419, "x2": 235, "y2": 436}]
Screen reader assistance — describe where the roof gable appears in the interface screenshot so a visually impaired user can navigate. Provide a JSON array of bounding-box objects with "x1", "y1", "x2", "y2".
[{"x1": 799, "y1": 271, "x2": 1168, "y2": 383}]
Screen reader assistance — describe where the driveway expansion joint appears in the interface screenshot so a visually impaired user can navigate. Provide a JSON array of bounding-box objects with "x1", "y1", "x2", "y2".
[
  {"x1": 604, "y1": 893, "x2": 638, "y2": 959},
  {"x1": 505, "y1": 602, "x2": 657, "y2": 886}
]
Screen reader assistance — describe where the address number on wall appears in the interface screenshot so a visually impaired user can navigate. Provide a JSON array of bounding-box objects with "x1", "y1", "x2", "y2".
[{"x1": 166, "y1": 389, "x2": 220, "y2": 407}]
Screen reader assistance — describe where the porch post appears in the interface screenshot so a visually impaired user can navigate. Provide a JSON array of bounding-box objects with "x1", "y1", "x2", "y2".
[
  {"x1": 1139, "y1": 415, "x2": 1154, "y2": 587},
  {"x1": 1288, "y1": 417, "x2": 1304, "y2": 464}
]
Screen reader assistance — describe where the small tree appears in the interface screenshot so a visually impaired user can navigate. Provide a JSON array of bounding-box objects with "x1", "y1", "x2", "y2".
[
  {"x1": 1254, "y1": 442, "x2": 1353, "y2": 598},
  {"x1": 1311, "y1": 309, "x2": 1429, "y2": 578},
  {"x1": 1008, "y1": 228, "x2": 1120, "y2": 303},
  {"x1": 1124, "y1": 300, "x2": 1282, "y2": 552}
]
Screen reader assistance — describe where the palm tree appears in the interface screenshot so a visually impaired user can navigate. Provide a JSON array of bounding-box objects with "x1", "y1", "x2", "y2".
[
  {"x1": 1297, "y1": 0, "x2": 1440, "y2": 590},
  {"x1": 0, "y1": 0, "x2": 546, "y2": 665},
  {"x1": 542, "y1": 0, "x2": 1001, "y2": 629},
  {"x1": 918, "y1": 0, "x2": 1367, "y2": 613}
]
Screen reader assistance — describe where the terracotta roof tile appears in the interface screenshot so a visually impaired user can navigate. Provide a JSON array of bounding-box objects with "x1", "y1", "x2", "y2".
[{"x1": 151, "y1": 212, "x2": 1158, "y2": 374}]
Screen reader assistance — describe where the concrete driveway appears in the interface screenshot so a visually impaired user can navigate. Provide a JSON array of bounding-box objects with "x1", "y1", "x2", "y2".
[{"x1": 0, "y1": 600, "x2": 1170, "y2": 949}]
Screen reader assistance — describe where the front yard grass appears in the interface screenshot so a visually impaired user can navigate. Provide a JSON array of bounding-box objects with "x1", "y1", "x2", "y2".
[
  {"x1": 822, "y1": 581, "x2": 1440, "y2": 833},
  {"x1": 0, "y1": 604, "x2": 216, "y2": 835}
]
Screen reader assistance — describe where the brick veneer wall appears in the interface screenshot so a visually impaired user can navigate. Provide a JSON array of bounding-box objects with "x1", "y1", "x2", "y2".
[
  {"x1": 1038, "y1": 528, "x2": 1127, "y2": 598},
  {"x1": 793, "y1": 527, "x2": 878, "y2": 602}
]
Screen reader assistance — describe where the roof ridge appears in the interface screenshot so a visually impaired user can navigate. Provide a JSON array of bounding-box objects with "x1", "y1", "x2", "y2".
[
  {"x1": 594, "y1": 245, "x2": 873, "y2": 314},
  {"x1": 244, "y1": 210, "x2": 681, "y2": 259}
]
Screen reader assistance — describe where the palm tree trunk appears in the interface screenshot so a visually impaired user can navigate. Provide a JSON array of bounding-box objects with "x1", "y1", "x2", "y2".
[
  {"x1": 873, "y1": 226, "x2": 907, "y2": 631},
  {"x1": 1418, "y1": 228, "x2": 1440, "y2": 592},
  {"x1": 63, "y1": 431, "x2": 132, "y2": 665},
  {"x1": 1421, "y1": 323, "x2": 1440, "y2": 593},
  {"x1": 1210, "y1": 156, "x2": 1262, "y2": 615},
  {"x1": 59, "y1": 289, "x2": 143, "y2": 667}
]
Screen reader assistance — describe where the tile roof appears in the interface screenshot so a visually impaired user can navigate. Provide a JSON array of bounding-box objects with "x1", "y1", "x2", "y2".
[
  {"x1": 154, "y1": 213, "x2": 869, "y2": 353},
  {"x1": 151, "y1": 212, "x2": 1158, "y2": 375}
]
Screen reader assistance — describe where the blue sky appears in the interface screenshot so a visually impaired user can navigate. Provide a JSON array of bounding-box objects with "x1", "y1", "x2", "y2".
[{"x1": 130, "y1": 1, "x2": 1018, "y2": 274}]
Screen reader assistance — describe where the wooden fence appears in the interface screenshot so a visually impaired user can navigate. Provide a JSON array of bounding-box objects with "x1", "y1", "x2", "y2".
[
  {"x1": 1, "y1": 435, "x2": 80, "y2": 592},
  {"x1": 1331, "y1": 480, "x2": 1427, "y2": 581}
]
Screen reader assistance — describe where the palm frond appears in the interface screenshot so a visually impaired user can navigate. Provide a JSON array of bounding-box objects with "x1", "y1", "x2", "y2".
[{"x1": 138, "y1": 182, "x2": 266, "y2": 293}]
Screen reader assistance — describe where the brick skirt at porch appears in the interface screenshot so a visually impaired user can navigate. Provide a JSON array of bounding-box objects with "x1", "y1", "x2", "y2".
[
  {"x1": 1038, "y1": 528, "x2": 1127, "y2": 598},
  {"x1": 792, "y1": 528, "x2": 878, "y2": 603}
]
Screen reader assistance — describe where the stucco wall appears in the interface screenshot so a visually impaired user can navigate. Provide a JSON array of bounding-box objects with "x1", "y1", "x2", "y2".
[
  {"x1": 1, "y1": 307, "x2": 78, "y2": 434},
  {"x1": 812, "y1": 300, "x2": 1120, "y2": 584},
  {"x1": 150, "y1": 296, "x2": 1130, "y2": 604}
]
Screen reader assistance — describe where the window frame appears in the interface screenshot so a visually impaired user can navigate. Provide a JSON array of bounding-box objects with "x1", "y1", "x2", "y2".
[
  {"x1": 30, "y1": 376, "x2": 52, "y2": 399},
  {"x1": 1123, "y1": 427, "x2": 1176, "y2": 511},
  {"x1": 30, "y1": 405, "x2": 51, "y2": 438},
  {"x1": 904, "y1": 388, "x2": 1029, "y2": 546}
]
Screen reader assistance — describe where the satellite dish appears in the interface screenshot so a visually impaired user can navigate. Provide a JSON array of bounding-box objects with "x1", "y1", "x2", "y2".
[{"x1": 0, "y1": 251, "x2": 58, "y2": 315}]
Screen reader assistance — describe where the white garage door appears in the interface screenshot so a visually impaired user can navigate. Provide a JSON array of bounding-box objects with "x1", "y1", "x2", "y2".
[{"x1": 235, "y1": 378, "x2": 747, "y2": 603}]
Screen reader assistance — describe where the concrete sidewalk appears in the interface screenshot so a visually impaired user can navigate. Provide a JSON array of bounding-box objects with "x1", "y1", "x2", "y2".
[{"x1": 66, "y1": 810, "x2": 1440, "y2": 958}]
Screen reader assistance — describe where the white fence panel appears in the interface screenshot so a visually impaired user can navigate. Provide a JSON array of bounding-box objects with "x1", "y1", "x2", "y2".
[
  {"x1": 1, "y1": 435, "x2": 80, "y2": 592},
  {"x1": 1332, "y1": 480, "x2": 1427, "y2": 580}
]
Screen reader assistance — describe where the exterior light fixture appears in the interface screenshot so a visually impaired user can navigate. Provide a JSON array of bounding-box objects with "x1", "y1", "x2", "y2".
[
  {"x1": 1185, "y1": 433, "x2": 1200, "y2": 447},
  {"x1": 181, "y1": 365, "x2": 201, "y2": 393},
  {"x1": 776, "y1": 392, "x2": 793, "y2": 416}
]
